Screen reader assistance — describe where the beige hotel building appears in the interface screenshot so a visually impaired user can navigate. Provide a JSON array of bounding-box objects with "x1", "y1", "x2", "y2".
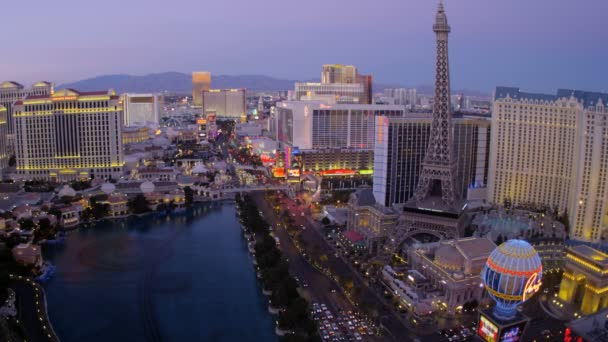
[
  {"x1": 13, "y1": 88, "x2": 124, "y2": 181},
  {"x1": 489, "y1": 87, "x2": 608, "y2": 242},
  {"x1": 192, "y1": 72, "x2": 211, "y2": 107}
]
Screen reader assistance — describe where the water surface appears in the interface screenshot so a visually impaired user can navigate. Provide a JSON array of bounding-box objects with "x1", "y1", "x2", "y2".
[{"x1": 44, "y1": 203, "x2": 277, "y2": 342}]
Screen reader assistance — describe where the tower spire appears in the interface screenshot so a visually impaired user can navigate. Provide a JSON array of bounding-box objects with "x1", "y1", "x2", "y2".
[{"x1": 412, "y1": 0, "x2": 458, "y2": 208}]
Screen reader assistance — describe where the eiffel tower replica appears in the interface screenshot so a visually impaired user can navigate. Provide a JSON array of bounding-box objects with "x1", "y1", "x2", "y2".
[{"x1": 400, "y1": 1, "x2": 467, "y2": 238}]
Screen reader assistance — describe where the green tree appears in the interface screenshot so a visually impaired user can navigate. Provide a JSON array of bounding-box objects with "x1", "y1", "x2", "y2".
[
  {"x1": 559, "y1": 210, "x2": 570, "y2": 232},
  {"x1": 128, "y1": 194, "x2": 150, "y2": 214},
  {"x1": 184, "y1": 186, "x2": 194, "y2": 206},
  {"x1": 18, "y1": 218, "x2": 35, "y2": 231},
  {"x1": 157, "y1": 203, "x2": 168, "y2": 212},
  {"x1": 92, "y1": 203, "x2": 109, "y2": 220},
  {"x1": 463, "y1": 299, "x2": 479, "y2": 312},
  {"x1": 48, "y1": 207, "x2": 62, "y2": 220},
  {"x1": 34, "y1": 218, "x2": 56, "y2": 242},
  {"x1": 495, "y1": 234, "x2": 504, "y2": 246},
  {"x1": 8, "y1": 155, "x2": 15, "y2": 167}
]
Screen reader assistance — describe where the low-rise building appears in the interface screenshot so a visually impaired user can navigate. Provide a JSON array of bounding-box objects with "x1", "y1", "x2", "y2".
[
  {"x1": 58, "y1": 206, "x2": 79, "y2": 228},
  {"x1": 381, "y1": 265, "x2": 434, "y2": 315},
  {"x1": 123, "y1": 126, "x2": 151, "y2": 144},
  {"x1": 323, "y1": 205, "x2": 348, "y2": 226},
  {"x1": 338, "y1": 231, "x2": 366, "y2": 254},
  {"x1": 407, "y1": 237, "x2": 496, "y2": 315},
  {"x1": 12, "y1": 205, "x2": 32, "y2": 220},
  {"x1": 558, "y1": 245, "x2": 608, "y2": 315},
  {"x1": 12, "y1": 243, "x2": 42, "y2": 267},
  {"x1": 346, "y1": 186, "x2": 399, "y2": 255},
  {"x1": 102, "y1": 193, "x2": 128, "y2": 217},
  {"x1": 566, "y1": 307, "x2": 608, "y2": 341},
  {"x1": 135, "y1": 167, "x2": 175, "y2": 182}
]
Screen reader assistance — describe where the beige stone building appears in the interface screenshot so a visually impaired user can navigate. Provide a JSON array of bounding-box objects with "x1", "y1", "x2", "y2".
[
  {"x1": 558, "y1": 245, "x2": 608, "y2": 315},
  {"x1": 13, "y1": 88, "x2": 124, "y2": 181},
  {"x1": 407, "y1": 237, "x2": 496, "y2": 314},
  {"x1": 489, "y1": 87, "x2": 608, "y2": 242},
  {"x1": 346, "y1": 186, "x2": 399, "y2": 255}
]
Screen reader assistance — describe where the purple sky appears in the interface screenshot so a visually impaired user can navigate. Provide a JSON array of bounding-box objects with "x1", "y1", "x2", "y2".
[{"x1": 2, "y1": 0, "x2": 607, "y2": 93}]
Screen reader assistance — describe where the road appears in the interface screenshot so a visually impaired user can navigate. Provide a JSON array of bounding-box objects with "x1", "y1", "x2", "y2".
[
  {"x1": 10, "y1": 276, "x2": 59, "y2": 342},
  {"x1": 253, "y1": 192, "x2": 445, "y2": 341},
  {"x1": 253, "y1": 192, "x2": 392, "y2": 342}
]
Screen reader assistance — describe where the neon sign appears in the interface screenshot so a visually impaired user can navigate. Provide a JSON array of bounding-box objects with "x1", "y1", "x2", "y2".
[
  {"x1": 499, "y1": 323, "x2": 525, "y2": 342},
  {"x1": 478, "y1": 315, "x2": 498, "y2": 342},
  {"x1": 522, "y1": 272, "x2": 542, "y2": 302}
]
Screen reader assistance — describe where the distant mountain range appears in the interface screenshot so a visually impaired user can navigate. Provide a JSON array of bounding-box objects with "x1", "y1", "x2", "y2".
[
  {"x1": 58, "y1": 72, "x2": 488, "y2": 97},
  {"x1": 58, "y1": 72, "x2": 297, "y2": 94}
]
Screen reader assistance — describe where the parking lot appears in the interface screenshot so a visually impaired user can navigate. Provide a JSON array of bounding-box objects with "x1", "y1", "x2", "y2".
[
  {"x1": 312, "y1": 302, "x2": 378, "y2": 341},
  {"x1": 437, "y1": 322, "x2": 477, "y2": 341}
]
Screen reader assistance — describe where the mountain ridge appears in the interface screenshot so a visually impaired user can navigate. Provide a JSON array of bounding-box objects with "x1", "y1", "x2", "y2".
[{"x1": 58, "y1": 72, "x2": 488, "y2": 97}]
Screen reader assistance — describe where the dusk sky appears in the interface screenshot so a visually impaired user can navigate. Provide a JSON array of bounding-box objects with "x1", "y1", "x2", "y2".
[{"x1": 2, "y1": 0, "x2": 607, "y2": 93}]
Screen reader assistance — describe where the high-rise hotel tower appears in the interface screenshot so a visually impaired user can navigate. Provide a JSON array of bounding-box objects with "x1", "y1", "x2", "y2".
[
  {"x1": 0, "y1": 81, "x2": 54, "y2": 134},
  {"x1": 489, "y1": 87, "x2": 608, "y2": 242},
  {"x1": 13, "y1": 88, "x2": 124, "y2": 181}
]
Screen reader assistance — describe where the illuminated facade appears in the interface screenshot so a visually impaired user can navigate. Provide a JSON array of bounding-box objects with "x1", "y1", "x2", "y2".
[
  {"x1": 346, "y1": 186, "x2": 399, "y2": 255},
  {"x1": 321, "y1": 64, "x2": 358, "y2": 84},
  {"x1": 0, "y1": 106, "x2": 8, "y2": 170},
  {"x1": 294, "y1": 83, "x2": 367, "y2": 104},
  {"x1": 274, "y1": 101, "x2": 405, "y2": 172},
  {"x1": 558, "y1": 245, "x2": 608, "y2": 315},
  {"x1": 373, "y1": 114, "x2": 491, "y2": 207},
  {"x1": 408, "y1": 237, "x2": 496, "y2": 315},
  {"x1": 123, "y1": 93, "x2": 161, "y2": 127},
  {"x1": 13, "y1": 88, "x2": 124, "y2": 181},
  {"x1": 0, "y1": 81, "x2": 54, "y2": 135},
  {"x1": 481, "y1": 239, "x2": 543, "y2": 319},
  {"x1": 294, "y1": 64, "x2": 372, "y2": 104},
  {"x1": 192, "y1": 72, "x2": 211, "y2": 107},
  {"x1": 489, "y1": 87, "x2": 608, "y2": 242},
  {"x1": 202, "y1": 89, "x2": 246, "y2": 119},
  {"x1": 476, "y1": 239, "x2": 542, "y2": 342},
  {"x1": 122, "y1": 126, "x2": 150, "y2": 144}
]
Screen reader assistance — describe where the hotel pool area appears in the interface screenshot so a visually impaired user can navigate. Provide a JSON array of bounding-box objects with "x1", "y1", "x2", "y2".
[
  {"x1": 481, "y1": 217, "x2": 530, "y2": 236},
  {"x1": 472, "y1": 209, "x2": 566, "y2": 240}
]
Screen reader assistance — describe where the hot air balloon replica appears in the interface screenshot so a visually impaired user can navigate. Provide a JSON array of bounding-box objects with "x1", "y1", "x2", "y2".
[{"x1": 477, "y1": 239, "x2": 543, "y2": 342}]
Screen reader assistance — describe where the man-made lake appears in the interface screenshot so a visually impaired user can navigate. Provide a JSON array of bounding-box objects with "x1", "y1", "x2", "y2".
[{"x1": 43, "y1": 202, "x2": 277, "y2": 342}]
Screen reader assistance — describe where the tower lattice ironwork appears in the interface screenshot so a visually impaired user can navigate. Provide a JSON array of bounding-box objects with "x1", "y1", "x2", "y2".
[{"x1": 412, "y1": 1, "x2": 458, "y2": 208}]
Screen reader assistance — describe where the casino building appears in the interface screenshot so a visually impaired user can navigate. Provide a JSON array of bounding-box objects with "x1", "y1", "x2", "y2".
[
  {"x1": 13, "y1": 88, "x2": 124, "y2": 181},
  {"x1": 272, "y1": 101, "x2": 406, "y2": 175},
  {"x1": 0, "y1": 106, "x2": 8, "y2": 171},
  {"x1": 373, "y1": 113, "x2": 490, "y2": 207},
  {"x1": 0, "y1": 81, "x2": 54, "y2": 135},
  {"x1": 407, "y1": 237, "x2": 496, "y2": 315},
  {"x1": 345, "y1": 186, "x2": 399, "y2": 255},
  {"x1": 558, "y1": 245, "x2": 608, "y2": 315},
  {"x1": 489, "y1": 87, "x2": 608, "y2": 242}
]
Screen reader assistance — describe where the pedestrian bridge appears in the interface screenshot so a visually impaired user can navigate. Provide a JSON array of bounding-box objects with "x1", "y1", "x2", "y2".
[{"x1": 221, "y1": 184, "x2": 293, "y2": 195}]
